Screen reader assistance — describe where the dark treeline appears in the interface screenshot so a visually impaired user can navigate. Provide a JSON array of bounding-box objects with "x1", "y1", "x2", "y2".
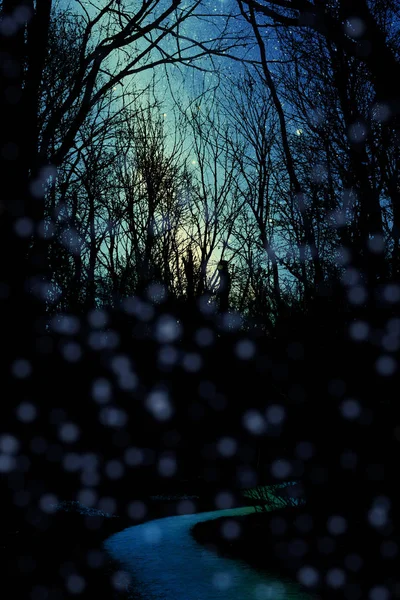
[{"x1": 1, "y1": 1, "x2": 400, "y2": 599}]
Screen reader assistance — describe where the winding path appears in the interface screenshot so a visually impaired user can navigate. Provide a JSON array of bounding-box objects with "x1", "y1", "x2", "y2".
[{"x1": 103, "y1": 503, "x2": 311, "y2": 600}]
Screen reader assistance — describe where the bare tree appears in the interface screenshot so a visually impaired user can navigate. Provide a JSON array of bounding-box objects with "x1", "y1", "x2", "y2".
[
  {"x1": 182, "y1": 100, "x2": 245, "y2": 301},
  {"x1": 46, "y1": 81, "x2": 141, "y2": 313},
  {"x1": 221, "y1": 74, "x2": 286, "y2": 311},
  {"x1": 236, "y1": 1, "x2": 324, "y2": 299},
  {"x1": 271, "y1": 18, "x2": 397, "y2": 293},
  {"x1": 92, "y1": 97, "x2": 193, "y2": 303},
  {"x1": 237, "y1": 0, "x2": 400, "y2": 284},
  {"x1": 0, "y1": 0, "x2": 235, "y2": 361},
  {"x1": 238, "y1": 0, "x2": 400, "y2": 117}
]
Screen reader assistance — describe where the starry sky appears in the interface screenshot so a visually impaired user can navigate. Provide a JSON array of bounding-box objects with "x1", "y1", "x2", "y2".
[
  {"x1": 57, "y1": 0, "x2": 290, "y2": 271},
  {"x1": 63, "y1": 0, "x2": 283, "y2": 117}
]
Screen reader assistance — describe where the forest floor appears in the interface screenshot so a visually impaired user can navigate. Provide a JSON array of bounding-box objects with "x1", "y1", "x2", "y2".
[
  {"x1": 190, "y1": 503, "x2": 400, "y2": 600},
  {"x1": 3, "y1": 489, "x2": 253, "y2": 600},
  {"x1": 4, "y1": 502, "x2": 132, "y2": 600},
  {"x1": 4, "y1": 479, "x2": 399, "y2": 600}
]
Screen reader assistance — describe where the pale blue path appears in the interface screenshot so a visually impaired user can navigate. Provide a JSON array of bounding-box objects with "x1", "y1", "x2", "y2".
[{"x1": 103, "y1": 500, "x2": 311, "y2": 600}]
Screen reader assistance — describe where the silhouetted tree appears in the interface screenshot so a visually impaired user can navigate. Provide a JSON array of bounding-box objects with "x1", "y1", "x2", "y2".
[
  {"x1": 238, "y1": 0, "x2": 400, "y2": 285},
  {"x1": 0, "y1": 0, "x2": 233, "y2": 365}
]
